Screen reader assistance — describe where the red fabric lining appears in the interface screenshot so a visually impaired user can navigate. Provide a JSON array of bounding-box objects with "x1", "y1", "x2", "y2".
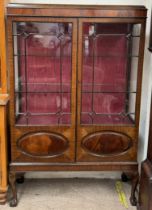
[{"x1": 16, "y1": 22, "x2": 134, "y2": 125}]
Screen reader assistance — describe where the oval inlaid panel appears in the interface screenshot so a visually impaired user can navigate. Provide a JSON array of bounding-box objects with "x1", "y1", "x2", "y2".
[
  {"x1": 17, "y1": 132, "x2": 69, "y2": 158},
  {"x1": 81, "y1": 131, "x2": 132, "y2": 157}
]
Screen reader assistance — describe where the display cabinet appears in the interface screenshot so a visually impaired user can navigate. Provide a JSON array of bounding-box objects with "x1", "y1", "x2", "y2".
[{"x1": 6, "y1": 4, "x2": 147, "y2": 207}]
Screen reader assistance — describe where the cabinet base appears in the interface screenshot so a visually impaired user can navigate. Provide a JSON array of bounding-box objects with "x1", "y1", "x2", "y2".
[
  {"x1": 9, "y1": 162, "x2": 139, "y2": 207},
  {"x1": 10, "y1": 161, "x2": 138, "y2": 172}
]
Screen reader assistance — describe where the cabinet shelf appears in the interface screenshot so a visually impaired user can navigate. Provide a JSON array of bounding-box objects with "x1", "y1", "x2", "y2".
[
  {"x1": 14, "y1": 54, "x2": 139, "y2": 58},
  {"x1": 15, "y1": 91, "x2": 71, "y2": 94},
  {"x1": 81, "y1": 111, "x2": 135, "y2": 115},
  {"x1": 81, "y1": 113, "x2": 135, "y2": 125},
  {"x1": 16, "y1": 112, "x2": 71, "y2": 126},
  {"x1": 82, "y1": 91, "x2": 136, "y2": 94},
  {"x1": 18, "y1": 82, "x2": 71, "y2": 85},
  {"x1": 83, "y1": 34, "x2": 140, "y2": 37},
  {"x1": 14, "y1": 54, "x2": 72, "y2": 57},
  {"x1": 17, "y1": 112, "x2": 71, "y2": 116},
  {"x1": 15, "y1": 91, "x2": 135, "y2": 94},
  {"x1": 13, "y1": 32, "x2": 72, "y2": 37},
  {"x1": 16, "y1": 83, "x2": 71, "y2": 92},
  {"x1": 83, "y1": 55, "x2": 139, "y2": 58}
]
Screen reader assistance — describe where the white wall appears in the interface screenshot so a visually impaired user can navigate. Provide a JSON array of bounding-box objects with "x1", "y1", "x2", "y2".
[
  {"x1": 138, "y1": 0, "x2": 152, "y2": 162},
  {"x1": 9, "y1": 0, "x2": 152, "y2": 178}
]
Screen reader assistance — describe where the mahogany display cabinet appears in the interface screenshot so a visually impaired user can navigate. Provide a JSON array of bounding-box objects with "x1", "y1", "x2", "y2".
[{"x1": 6, "y1": 4, "x2": 147, "y2": 207}]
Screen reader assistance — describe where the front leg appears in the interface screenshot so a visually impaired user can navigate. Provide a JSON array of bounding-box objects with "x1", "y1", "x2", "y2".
[
  {"x1": 122, "y1": 171, "x2": 139, "y2": 206},
  {"x1": 130, "y1": 172, "x2": 139, "y2": 206},
  {"x1": 9, "y1": 172, "x2": 17, "y2": 207}
]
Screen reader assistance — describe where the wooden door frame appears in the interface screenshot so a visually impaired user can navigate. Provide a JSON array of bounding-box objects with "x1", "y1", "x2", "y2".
[
  {"x1": 76, "y1": 17, "x2": 146, "y2": 162},
  {"x1": 7, "y1": 16, "x2": 78, "y2": 163}
]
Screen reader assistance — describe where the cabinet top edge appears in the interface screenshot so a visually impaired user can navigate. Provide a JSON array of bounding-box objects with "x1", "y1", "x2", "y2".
[
  {"x1": 7, "y1": 3, "x2": 147, "y2": 10},
  {"x1": 7, "y1": 4, "x2": 147, "y2": 18}
]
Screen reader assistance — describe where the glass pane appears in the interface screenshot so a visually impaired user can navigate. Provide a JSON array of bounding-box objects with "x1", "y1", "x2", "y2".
[
  {"x1": 81, "y1": 23, "x2": 141, "y2": 125},
  {"x1": 13, "y1": 22, "x2": 72, "y2": 125}
]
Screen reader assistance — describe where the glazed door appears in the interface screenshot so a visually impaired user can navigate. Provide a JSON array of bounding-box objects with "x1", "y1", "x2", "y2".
[
  {"x1": 77, "y1": 18, "x2": 143, "y2": 162},
  {"x1": 8, "y1": 18, "x2": 77, "y2": 162}
]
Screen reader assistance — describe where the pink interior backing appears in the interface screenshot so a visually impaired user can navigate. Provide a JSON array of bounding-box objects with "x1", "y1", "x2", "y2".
[
  {"x1": 15, "y1": 22, "x2": 135, "y2": 125},
  {"x1": 81, "y1": 23, "x2": 134, "y2": 125}
]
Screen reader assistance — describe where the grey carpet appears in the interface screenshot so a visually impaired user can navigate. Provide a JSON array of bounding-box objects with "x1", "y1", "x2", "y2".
[{"x1": 1, "y1": 178, "x2": 136, "y2": 210}]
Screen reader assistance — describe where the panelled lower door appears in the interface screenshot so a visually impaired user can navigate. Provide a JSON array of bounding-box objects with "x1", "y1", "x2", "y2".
[
  {"x1": 77, "y1": 18, "x2": 144, "y2": 162},
  {"x1": 8, "y1": 17, "x2": 77, "y2": 163}
]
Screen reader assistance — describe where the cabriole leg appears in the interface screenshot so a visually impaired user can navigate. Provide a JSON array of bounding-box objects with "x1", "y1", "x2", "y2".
[
  {"x1": 130, "y1": 172, "x2": 139, "y2": 206},
  {"x1": 9, "y1": 172, "x2": 17, "y2": 207},
  {"x1": 121, "y1": 171, "x2": 139, "y2": 206}
]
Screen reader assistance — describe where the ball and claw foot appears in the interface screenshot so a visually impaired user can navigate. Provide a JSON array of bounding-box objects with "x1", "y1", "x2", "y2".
[
  {"x1": 16, "y1": 176, "x2": 24, "y2": 184},
  {"x1": 130, "y1": 196, "x2": 137, "y2": 206},
  {"x1": 9, "y1": 198, "x2": 17, "y2": 207},
  {"x1": 121, "y1": 172, "x2": 130, "y2": 182},
  {"x1": 9, "y1": 172, "x2": 18, "y2": 207}
]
